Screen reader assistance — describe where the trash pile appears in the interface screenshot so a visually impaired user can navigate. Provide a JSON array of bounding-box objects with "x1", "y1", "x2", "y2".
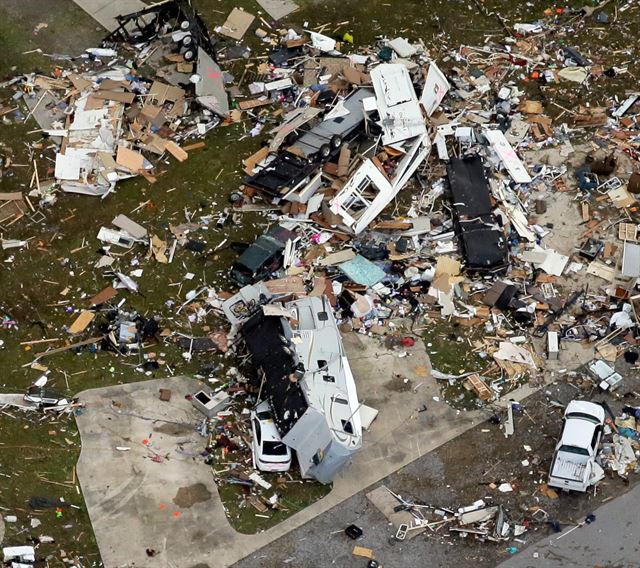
[
  {"x1": 213, "y1": 6, "x2": 640, "y2": 412},
  {"x1": 368, "y1": 486, "x2": 527, "y2": 545},
  {"x1": 2, "y1": 0, "x2": 640, "y2": 561},
  {"x1": 2, "y1": 3, "x2": 226, "y2": 206},
  {"x1": 599, "y1": 404, "x2": 640, "y2": 479}
]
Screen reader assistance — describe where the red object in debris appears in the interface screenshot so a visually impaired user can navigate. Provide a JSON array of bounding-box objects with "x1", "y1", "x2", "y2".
[
  {"x1": 556, "y1": 8, "x2": 564, "y2": 14},
  {"x1": 531, "y1": 71, "x2": 540, "y2": 79},
  {"x1": 401, "y1": 337, "x2": 415, "y2": 347}
]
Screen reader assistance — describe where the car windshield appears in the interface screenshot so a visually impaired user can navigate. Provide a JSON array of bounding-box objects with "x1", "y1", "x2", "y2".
[
  {"x1": 263, "y1": 441, "x2": 288, "y2": 456},
  {"x1": 559, "y1": 445, "x2": 590, "y2": 456},
  {"x1": 256, "y1": 411, "x2": 272, "y2": 420}
]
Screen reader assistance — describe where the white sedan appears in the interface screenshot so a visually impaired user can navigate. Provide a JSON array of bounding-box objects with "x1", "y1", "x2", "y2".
[{"x1": 250, "y1": 401, "x2": 292, "y2": 473}]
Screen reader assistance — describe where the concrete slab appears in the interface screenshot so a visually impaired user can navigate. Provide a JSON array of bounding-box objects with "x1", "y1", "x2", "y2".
[
  {"x1": 75, "y1": 336, "x2": 508, "y2": 567},
  {"x1": 71, "y1": 0, "x2": 146, "y2": 32},
  {"x1": 75, "y1": 377, "x2": 234, "y2": 568}
]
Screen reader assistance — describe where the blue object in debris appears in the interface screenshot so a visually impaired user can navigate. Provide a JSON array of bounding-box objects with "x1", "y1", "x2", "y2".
[
  {"x1": 617, "y1": 427, "x2": 640, "y2": 441},
  {"x1": 338, "y1": 255, "x2": 386, "y2": 287},
  {"x1": 575, "y1": 166, "x2": 598, "y2": 190}
]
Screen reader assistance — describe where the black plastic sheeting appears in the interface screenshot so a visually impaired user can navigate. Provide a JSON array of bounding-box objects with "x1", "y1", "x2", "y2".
[
  {"x1": 447, "y1": 156, "x2": 508, "y2": 273},
  {"x1": 241, "y1": 310, "x2": 308, "y2": 436}
]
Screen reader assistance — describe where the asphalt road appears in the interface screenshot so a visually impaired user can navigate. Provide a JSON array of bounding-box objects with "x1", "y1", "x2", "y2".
[{"x1": 497, "y1": 483, "x2": 640, "y2": 568}]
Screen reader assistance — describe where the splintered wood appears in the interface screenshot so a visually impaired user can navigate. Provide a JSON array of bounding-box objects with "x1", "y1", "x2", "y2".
[
  {"x1": 553, "y1": 177, "x2": 569, "y2": 192},
  {"x1": 619, "y1": 223, "x2": 638, "y2": 242},
  {"x1": 466, "y1": 374, "x2": 492, "y2": 401}
]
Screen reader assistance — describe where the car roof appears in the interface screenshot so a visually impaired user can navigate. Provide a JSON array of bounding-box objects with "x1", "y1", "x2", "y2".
[
  {"x1": 562, "y1": 418, "x2": 598, "y2": 449},
  {"x1": 258, "y1": 416, "x2": 282, "y2": 442},
  {"x1": 236, "y1": 239, "x2": 282, "y2": 272},
  {"x1": 254, "y1": 401, "x2": 283, "y2": 442}
]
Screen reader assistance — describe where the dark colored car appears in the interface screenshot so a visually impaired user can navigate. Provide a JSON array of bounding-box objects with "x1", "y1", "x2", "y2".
[{"x1": 230, "y1": 225, "x2": 295, "y2": 286}]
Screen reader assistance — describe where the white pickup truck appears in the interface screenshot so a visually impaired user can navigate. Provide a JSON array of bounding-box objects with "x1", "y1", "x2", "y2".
[{"x1": 548, "y1": 400, "x2": 605, "y2": 492}]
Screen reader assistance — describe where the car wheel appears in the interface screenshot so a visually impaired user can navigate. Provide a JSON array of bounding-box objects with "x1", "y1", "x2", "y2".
[
  {"x1": 183, "y1": 49, "x2": 195, "y2": 62},
  {"x1": 180, "y1": 20, "x2": 191, "y2": 31},
  {"x1": 284, "y1": 131, "x2": 299, "y2": 146},
  {"x1": 330, "y1": 135, "x2": 342, "y2": 149},
  {"x1": 229, "y1": 191, "x2": 244, "y2": 204},
  {"x1": 181, "y1": 34, "x2": 193, "y2": 47},
  {"x1": 317, "y1": 144, "x2": 331, "y2": 161}
]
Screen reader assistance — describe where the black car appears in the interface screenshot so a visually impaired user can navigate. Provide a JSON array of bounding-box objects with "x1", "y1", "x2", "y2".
[{"x1": 230, "y1": 225, "x2": 296, "y2": 286}]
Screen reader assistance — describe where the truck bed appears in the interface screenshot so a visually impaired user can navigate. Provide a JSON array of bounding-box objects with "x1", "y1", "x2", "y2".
[{"x1": 550, "y1": 453, "x2": 588, "y2": 482}]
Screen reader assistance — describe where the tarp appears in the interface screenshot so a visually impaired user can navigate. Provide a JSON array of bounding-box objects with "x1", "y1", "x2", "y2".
[{"x1": 339, "y1": 255, "x2": 386, "y2": 287}]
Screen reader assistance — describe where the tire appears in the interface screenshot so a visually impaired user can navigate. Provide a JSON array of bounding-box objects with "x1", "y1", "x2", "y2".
[
  {"x1": 284, "y1": 131, "x2": 299, "y2": 146},
  {"x1": 183, "y1": 49, "x2": 195, "y2": 62},
  {"x1": 180, "y1": 20, "x2": 191, "y2": 31},
  {"x1": 318, "y1": 144, "x2": 331, "y2": 160},
  {"x1": 330, "y1": 134, "x2": 342, "y2": 149},
  {"x1": 229, "y1": 191, "x2": 243, "y2": 204},
  {"x1": 181, "y1": 34, "x2": 193, "y2": 47}
]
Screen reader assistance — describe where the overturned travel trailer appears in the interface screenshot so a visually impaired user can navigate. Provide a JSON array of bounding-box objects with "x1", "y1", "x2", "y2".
[
  {"x1": 246, "y1": 88, "x2": 371, "y2": 200},
  {"x1": 447, "y1": 155, "x2": 509, "y2": 273},
  {"x1": 239, "y1": 295, "x2": 362, "y2": 484},
  {"x1": 329, "y1": 63, "x2": 433, "y2": 235}
]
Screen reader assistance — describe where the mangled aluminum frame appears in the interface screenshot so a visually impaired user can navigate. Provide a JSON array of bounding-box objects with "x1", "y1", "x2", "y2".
[{"x1": 329, "y1": 133, "x2": 430, "y2": 234}]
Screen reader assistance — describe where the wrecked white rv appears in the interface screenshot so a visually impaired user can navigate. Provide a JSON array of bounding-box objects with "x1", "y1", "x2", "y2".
[
  {"x1": 330, "y1": 133, "x2": 430, "y2": 234},
  {"x1": 329, "y1": 63, "x2": 438, "y2": 235},
  {"x1": 230, "y1": 291, "x2": 362, "y2": 484}
]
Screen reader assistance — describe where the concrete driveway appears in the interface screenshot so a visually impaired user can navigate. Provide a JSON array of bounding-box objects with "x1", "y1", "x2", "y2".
[
  {"x1": 71, "y1": 0, "x2": 145, "y2": 31},
  {"x1": 75, "y1": 335, "x2": 534, "y2": 567},
  {"x1": 75, "y1": 376, "x2": 233, "y2": 568}
]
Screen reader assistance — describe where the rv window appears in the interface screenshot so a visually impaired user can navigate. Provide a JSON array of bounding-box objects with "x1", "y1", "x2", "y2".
[
  {"x1": 253, "y1": 419, "x2": 262, "y2": 445},
  {"x1": 341, "y1": 419, "x2": 354, "y2": 434},
  {"x1": 333, "y1": 396, "x2": 348, "y2": 405},
  {"x1": 323, "y1": 375, "x2": 335, "y2": 383}
]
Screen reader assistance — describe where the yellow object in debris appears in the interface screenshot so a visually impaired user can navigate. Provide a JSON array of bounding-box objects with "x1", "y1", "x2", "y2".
[{"x1": 343, "y1": 32, "x2": 354, "y2": 44}]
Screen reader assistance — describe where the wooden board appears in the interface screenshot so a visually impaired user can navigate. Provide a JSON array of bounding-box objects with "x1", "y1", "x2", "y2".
[
  {"x1": 237, "y1": 98, "x2": 271, "y2": 110},
  {"x1": 352, "y1": 546, "x2": 374, "y2": 560},
  {"x1": 165, "y1": 140, "x2": 188, "y2": 162},
  {"x1": 88, "y1": 286, "x2": 118, "y2": 307},
  {"x1": 68, "y1": 310, "x2": 95, "y2": 334},
  {"x1": 466, "y1": 374, "x2": 492, "y2": 401}
]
